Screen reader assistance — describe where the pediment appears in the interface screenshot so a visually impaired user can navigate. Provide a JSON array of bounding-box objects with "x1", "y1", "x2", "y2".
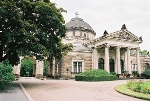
[
  {"x1": 72, "y1": 55, "x2": 83, "y2": 60},
  {"x1": 106, "y1": 29, "x2": 142, "y2": 42}
]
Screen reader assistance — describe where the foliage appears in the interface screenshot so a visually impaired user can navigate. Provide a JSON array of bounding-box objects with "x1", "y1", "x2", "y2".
[
  {"x1": 0, "y1": 0, "x2": 67, "y2": 65},
  {"x1": 121, "y1": 70, "x2": 128, "y2": 76},
  {"x1": 61, "y1": 43, "x2": 73, "y2": 56},
  {"x1": 141, "y1": 70, "x2": 150, "y2": 79},
  {"x1": 0, "y1": 60, "x2": 15, "y2": 90},
  {"x1": 43, "y1": 60, "x2": 48, "y2": 76},
  {"x1": 20, "y1": 58, "x2": 34, "y2": 77},
  {"x1": 75, "y1": 69, "x2": 118, "y2": 81},
  {"x1": 140, "y1": 50, "x2": 149, "y2": 55},
  {"x1": 132, "y1": 71, "x2": 138, "y2": 76},
  {"x1": 116, "y1": 84, "x2": 150, "y2": 100},
  {"x1": 110, "y1": 72, "x2": 116, "y2": 75},
  {"x1": 127, "y1": 80, "x2": 150, "y2": 94}
]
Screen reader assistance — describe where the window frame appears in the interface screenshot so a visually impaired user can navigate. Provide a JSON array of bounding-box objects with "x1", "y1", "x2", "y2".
[{"x1": 72, "y1": 60, "x2": 84, "y2": 74}]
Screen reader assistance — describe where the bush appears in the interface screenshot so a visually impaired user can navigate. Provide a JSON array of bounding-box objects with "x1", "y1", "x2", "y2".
[
  {"x1": 0, "y1": 61, "x2": 15, "y2": 90},
  {"x1": 132, "y1": 71, "x2": 138, "y2": 76},
  {"x1": 110, "y1": 72, "x2": 116, "y2": 75},
  {"x1": 141, "y1": 70, "x2": 150, "y2": 79},
  {"x1": 75, "y1": 69, "x2": 118, "y2": 81},
  {"x1": 20, "y1": 58, "x2": 34, "y2": 77},
  {"x1": 127, "y1": 80, "x2": 150, "y2": 94}
]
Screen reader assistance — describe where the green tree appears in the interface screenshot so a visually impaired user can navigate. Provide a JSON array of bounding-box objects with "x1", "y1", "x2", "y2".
[
  {"x1": 0, "y1": 0, "x2": 66, "y2": 66},
  {"x1": 20, "y1": 58, "x2": 34, "y2": 77},
  {"x1": 140, "y1": 50, "x2": 149, "y2": 55}
]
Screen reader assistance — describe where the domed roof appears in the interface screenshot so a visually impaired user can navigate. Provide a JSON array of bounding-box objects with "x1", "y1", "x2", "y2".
[{"x1": 65, "y1": 17, "x2": 95, "y2": 33}]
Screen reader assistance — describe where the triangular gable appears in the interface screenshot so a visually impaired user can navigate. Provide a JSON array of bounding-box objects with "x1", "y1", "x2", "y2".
[
  {"x1": 105, "y1": 29, "x2": 142, "y2": 42},
  {"x1": 72, "y1": 55, "x2": 83, "y2": 60},
  {"x1": 84, "y1": 25, "x2": 143, "y2": 46}
]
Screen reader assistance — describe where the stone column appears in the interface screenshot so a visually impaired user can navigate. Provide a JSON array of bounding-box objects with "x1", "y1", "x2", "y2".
[
  {"x1": 13, "y1": 65, "x2": 17, "y2": 74},
  {"x1": 94, "y1": 48, "x2": 98, "y2": 69},
  {"x1": 127, "y1": 47, "x2": 131, "y2": 74},
  {"x1": 36, "y1": 60, "x2": 43, "y2": 76},
  {"x1": 124, "y1": 50, "x2": 127, "y2": 71},
  {"x1": 92, "y1": 47, "x2": 95, "y2": 69},
  {"x1": 36, "y1": 60, "x2": 39, "y2": 75},
  {"x1": 136, "y1": 48, "x2": 141, "y2": 74},
  {"x1": 116, "y1": 47, "x2": 121, "y2": 74},
  {"x1": 92, "y1": 47, "x2": 98, "y2": 69},
  {"x1": 52, "y1": 58, "x2": 55, "y2": 76},
  {"x1": 18, "y1": 56, "x2": 23, "y2": 75},
  {"x1": 105, "y1": 44, "x2": 109, "y2": 73},
  {"x1": 40, "y1": 61, "x2": 44, "y2": 75}
]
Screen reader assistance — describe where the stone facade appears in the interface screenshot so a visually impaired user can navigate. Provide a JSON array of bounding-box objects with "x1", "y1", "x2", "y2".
[
  {"x1": 13, "y1": 15, "x2": 150, "y2": 79},
  {"x1": 60, "y1": 51, "x2": 92, "y2": 79}
]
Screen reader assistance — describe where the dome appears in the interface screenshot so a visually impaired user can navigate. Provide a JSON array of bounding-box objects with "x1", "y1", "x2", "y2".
[{"x1": 65, "y1": 17, "x2": 95, "y2": 35}]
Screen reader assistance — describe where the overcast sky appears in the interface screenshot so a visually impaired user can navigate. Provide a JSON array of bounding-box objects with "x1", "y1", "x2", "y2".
[{"x1": 51, "y1": 0, "x2": 150, "y2": 51}]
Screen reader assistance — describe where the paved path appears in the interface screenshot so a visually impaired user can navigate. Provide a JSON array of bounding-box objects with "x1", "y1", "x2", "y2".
[
  {"x1": 0, "y1": 83, "x2": 28, "y2": 101},
  {"x1": 16, "y1": 77, "x2": 145, "y2": 101}
]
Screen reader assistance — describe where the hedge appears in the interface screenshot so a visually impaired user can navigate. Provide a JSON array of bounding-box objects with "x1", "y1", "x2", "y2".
[
  {"x1": 75, "y1": 69, "x2": 118, "y2": 81},
  {"x1": 141, "y1": 70, "x2": 150, "y2": 79}
]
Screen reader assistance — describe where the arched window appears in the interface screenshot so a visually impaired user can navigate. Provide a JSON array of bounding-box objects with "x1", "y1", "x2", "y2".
[
  {"x1": 145, "y1": 63, "x2": 150, "y2": 71},
  {"x1": 98, "y1": 58, "x2": 104, "y2": 70},
  {"x1": 109, "y1": 59, "x2": 114, "y2": 72},
  {"x1": 120, "y1": 59, "x2": 124, "y2": 71}
]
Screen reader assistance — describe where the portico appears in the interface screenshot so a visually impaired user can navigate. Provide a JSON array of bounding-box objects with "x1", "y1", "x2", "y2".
[{"x1": 87, "y1": 24, "x2": 143, "y2": 74}]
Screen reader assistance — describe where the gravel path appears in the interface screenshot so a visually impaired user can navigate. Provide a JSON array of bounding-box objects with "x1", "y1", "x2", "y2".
[{"x1": 16, "y1": 78, "x2": 145, "y2": 101}]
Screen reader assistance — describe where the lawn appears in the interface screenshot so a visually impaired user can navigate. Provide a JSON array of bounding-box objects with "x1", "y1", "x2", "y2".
[{"x1": 115, "y1": 80, "x2": 150, "y2": 100}]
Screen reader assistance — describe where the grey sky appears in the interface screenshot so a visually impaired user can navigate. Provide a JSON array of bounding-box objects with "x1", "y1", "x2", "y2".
[{"x1": 51, "y1": 0, "x2": 150, "y2": 51}]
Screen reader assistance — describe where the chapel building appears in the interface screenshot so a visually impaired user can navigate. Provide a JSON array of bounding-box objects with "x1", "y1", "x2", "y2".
[
  {"x1": 13, "y1": 14, "x2": 150, "y2": 79},
  {"x1": 57, "y1": 14, "x2": 148, "y2": 79}
]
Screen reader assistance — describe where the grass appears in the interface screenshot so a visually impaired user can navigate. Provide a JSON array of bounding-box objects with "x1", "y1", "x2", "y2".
[
  {"x1": 127, "y1": 80, "x2": 150, "y2": 94},
  {"x1": 115, "y1": 83, "x2": 150, "y2": 100}
]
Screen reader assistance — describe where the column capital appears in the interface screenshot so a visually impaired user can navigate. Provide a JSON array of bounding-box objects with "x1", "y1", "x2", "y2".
[
  {"x1": 104, "y1": 43, "x2": 110, "y2": 48},
  {"x1": 116, "y1": 46, "x2": 121, "y2": 49},
  {"x1": 127, "y1": 47, "x2": 131, "y2": 50}
]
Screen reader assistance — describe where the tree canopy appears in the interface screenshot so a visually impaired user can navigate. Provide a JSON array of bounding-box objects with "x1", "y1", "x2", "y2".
[
  {"x1": 140, "y1": 50, "x2": 149, "y2": 55},
  {"x1": 0, "y1": 0, "x2": 69, "y2": 65}
]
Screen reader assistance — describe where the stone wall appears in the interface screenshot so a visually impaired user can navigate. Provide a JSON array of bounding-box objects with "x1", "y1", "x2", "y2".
[{"x1": 60, "y1": 51, "x2": 92, "y2": 79}]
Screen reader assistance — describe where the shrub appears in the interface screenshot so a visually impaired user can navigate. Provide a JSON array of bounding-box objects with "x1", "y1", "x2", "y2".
[
  {"x1": 127, "y1": 80, "x2": 150, "y2": 94},
  {"x1": 75, "y1": 69, "x2": 118, "y2": 81},
  {"x1": 110, "y1": 72, "x2": 116, "y2": 75},
  {"x1": 20, "y1": 58, "x2": 34, "y2": 77},
  {"x1": 0, "y1": 61, "x2": 15, "y2": 90},
  {"x1": 132, "y1": 71, "x2": 139, "y2": 76},
  {"x1": 121, "y1": 70, "x2": 128, "y2": 76},
  {"x1": 141, "y1": 70, "x2": 150, "y2": 79}
]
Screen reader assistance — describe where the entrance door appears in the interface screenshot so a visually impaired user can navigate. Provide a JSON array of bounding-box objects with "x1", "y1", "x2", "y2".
[
  {"x1": 109, "y1": 59, "x2": 114, "y2": 72},
  {"x1": 98, "y1": 58, "x2": 104, "y2": 70}
]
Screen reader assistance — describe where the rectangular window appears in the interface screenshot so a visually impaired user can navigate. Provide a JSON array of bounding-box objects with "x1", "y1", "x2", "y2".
[
  {"x1": 78, "y1": 62, "x2": 82, "y2": 73},
  {"x1": 73, "y1": 62, "x2": 77, "y2": 73},
  {"x1": 73, "y1": 62, "x2": 82, "y2": 73}
]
